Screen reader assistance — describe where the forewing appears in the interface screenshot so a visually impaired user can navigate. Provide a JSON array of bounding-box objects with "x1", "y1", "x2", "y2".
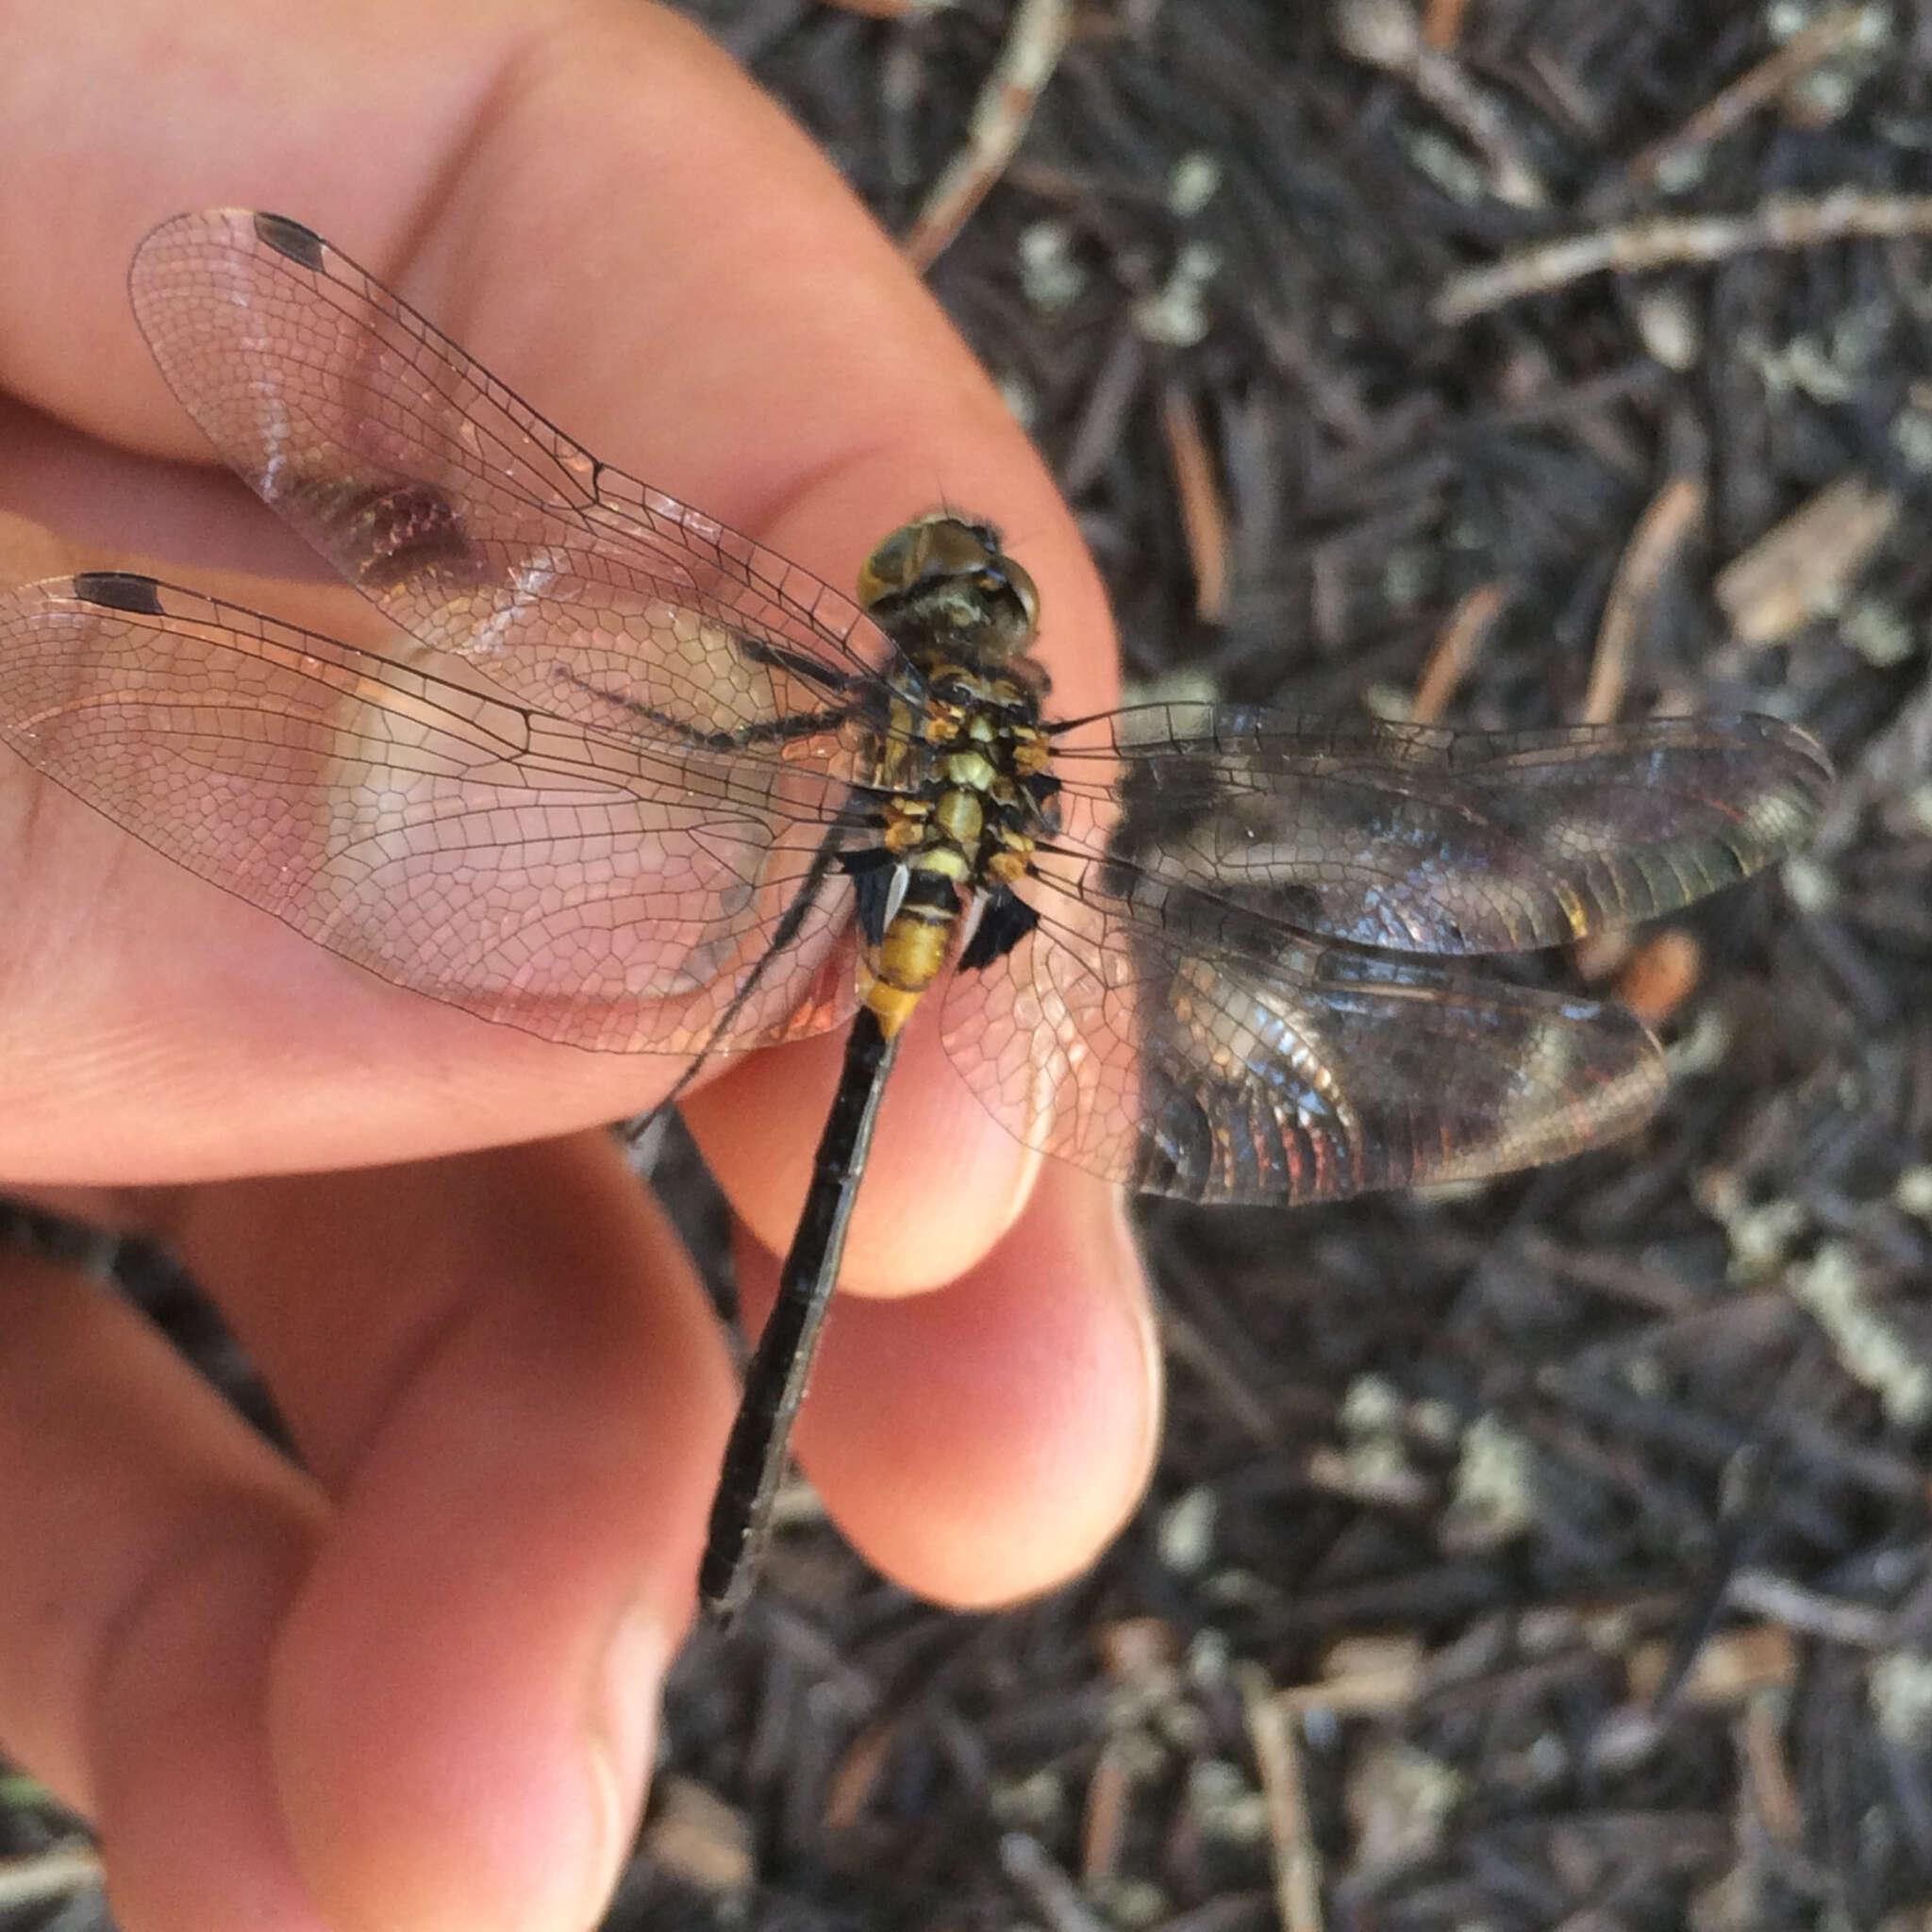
[
  {"x1": 128, "y1": 208, "x2": 894, "y2": 741},
  {"x1": 0, "y1": 574, "x2": 858, "y2": 1055},
  {"x1": 942, "y1": 897, "x2": 1666, "y2": 1206},
  {"x1": 1049, "y1": 707, "x2": 1832, "y2": 956}
]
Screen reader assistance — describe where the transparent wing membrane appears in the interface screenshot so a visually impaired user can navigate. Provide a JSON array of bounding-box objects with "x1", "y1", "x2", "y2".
[
  {"x1": 942, "y1": 904, "x2": 1667, "y2": 1207},
  {"x1": 0, "y1": 207, "x2": 1835, "y2": 1206},
  {"x1": 128, "y1": 209, "x2": 899, "y2": 744},
  {"x1": 0, "y1": 575, "x2": 859, "y2": 1054},
  {"x1": 946, "y1": 707, "x2": 1829, "y2": 1201}
]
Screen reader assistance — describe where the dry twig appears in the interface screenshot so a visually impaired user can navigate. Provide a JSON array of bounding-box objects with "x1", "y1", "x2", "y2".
[
  {"x1": 1239, "y1": 1664, "x2": 1325, "y2": 1932},
  {"x1": 1276, "y1": 1635, "x2": 1425, "y2": 1717},
  {"x1": 1726, "y1": 1569, "x2": 1892, "y2": 1647},
  {"x1": 1410, "y1": 581, "x2": 1506, "y2": 723},
  {"x1": 1624, "y1": 7, "x2": 1886, "y2": 193},
  {"x1": 903, "y1": 0, "x2": 1072, "y2": 270},
  {"x1": 1161, "y1": 385, "x2": 1230, "y2": 623},
  {"x1": 1333, "y1": 0, "x2": 1545, "y2": 208},
  {"x1": 1081, "y1": 1740, "x2": 1133, "y2": 1882},
  {"x1": 1419, "y1": 0, "x2": 1470, "y2": 52},
  {"x1": 1629, "y1": 1624, "x2": 1797, "y2": 1707},
  {"x1": 0, "y1": 1845, "x2": 104, "y2": 1910},
  {"x1": 1739, "y1": 1694, "x2": 1804, "y2": 1846},
  {"x1": 824, "y1": 1721, "x2": 895, "y2": 1831},
  {"x1": 1614, "y1": 928, "x2": 1704, "y2": 1026},
  {"x1": 1713, "y1": 475, "x2": 1898, "y2": 646},
  {"x1": 1583, "y1": 473, "x2": 1705, "y2": 724},
  {"x1": 820, "y1": 0, "x2": 954, "y2": 14},
  {"x1": 1436, "y1": 189, "x2": 1932, "y2": 325},
  {"x1": 634, "y1": 1777, "x2": 755, "y2": 1896},
  {"x1": 999, "y1": 1831, "x2": 1113, "y2": 1932}
]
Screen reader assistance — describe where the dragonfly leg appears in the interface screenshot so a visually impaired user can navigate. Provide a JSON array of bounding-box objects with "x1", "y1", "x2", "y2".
[
  {"x1": 732, "y1": 634, "x2": 860, "y2": 695},
  {"x1": 553, "y1": 665, "x2": 849, "y2": 751},
  {"x1": 659, "y1": 819, "x2": 856, "y2": 1106}
]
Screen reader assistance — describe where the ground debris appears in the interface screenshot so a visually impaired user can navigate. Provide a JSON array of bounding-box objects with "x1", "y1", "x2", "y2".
[
  {"x1": 624, "y1": 18, "x2": 1931, "y2": 1930},
  {"x1": 1713, "y1": 475, "x2": 1900, "y2": 647}
]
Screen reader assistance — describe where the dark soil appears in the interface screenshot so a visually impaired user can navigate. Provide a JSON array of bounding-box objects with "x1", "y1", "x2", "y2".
[{"x1": 634, "y1": 4, "x2": 1932, "y2": 1927}]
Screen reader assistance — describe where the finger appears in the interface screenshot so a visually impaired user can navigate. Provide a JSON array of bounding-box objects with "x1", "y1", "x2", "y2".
[
  {"x1": 0, "y1": 1240, "x2": 331, "y2": 1929},
  {"x1": 0, "y1": 1135, "x2": 727, "y2": 1932},
  {"x1": 734, "y1": 1161, "x2": 1161, "y2": 1607},
  {"x1": 0, "y1": 0, "x2": 1117, "y2": 1293},
  {"x1": 159, "y1": 1134, "x2": 731, "y2": 1932},
  {"x1": 681, "y1": 999, "x2": 1052, "y2": 1296},
  {"x1": 159, "y1": 1128, "x2": 726, "y2": 1932}
]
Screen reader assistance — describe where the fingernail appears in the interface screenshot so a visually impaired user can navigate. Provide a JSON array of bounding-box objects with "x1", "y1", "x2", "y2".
[{"x1": 581, "y1": 1600, "x2": 665, "y2": 1921}]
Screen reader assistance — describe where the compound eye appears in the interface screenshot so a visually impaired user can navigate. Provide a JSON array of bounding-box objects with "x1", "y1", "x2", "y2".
[
  {"x1": 857, "y1": 526, "x2": 922, "y2": 608},
  {"x1": 1001, "y1": 558, "x2": 1041, "y2": 639}
]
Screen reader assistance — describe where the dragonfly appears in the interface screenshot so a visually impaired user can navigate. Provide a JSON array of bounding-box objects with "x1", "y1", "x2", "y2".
[{"x1": 0, "y1": 210, "x2": 1832, "y2": 1618}]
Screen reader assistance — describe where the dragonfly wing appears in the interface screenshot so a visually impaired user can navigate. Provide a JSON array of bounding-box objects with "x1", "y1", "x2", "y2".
[
  {"x1": 1050, "y1": 708, "x2": 1832, "y2": 955},
  {"x1": 947, "y1": 705, "x2": 1829, "y2": 1204},
  {"x1": 129, "y1": 209, "x2": 892, "y2": 741},
  {"x1": 941, "y1": 898, "x2": 1664, "y2": 1207},
  {"x1": 0, "y1": 574, "x2": 859, "y2": 1055}
]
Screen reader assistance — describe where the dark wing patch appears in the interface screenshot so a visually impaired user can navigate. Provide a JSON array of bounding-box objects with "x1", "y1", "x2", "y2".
[
  {"x1": 1049, "y1": 707, "x2": 1830, "y2": 957},
  {"x1": 943, "y1": 901, "x2": 1666, "y2": 1206},
  {"x1": 252, "y1": 210, "x2": 326, "y2": 269},
  {"x1": 72, "y1": 571, "x2": 166, "y2": 617}
]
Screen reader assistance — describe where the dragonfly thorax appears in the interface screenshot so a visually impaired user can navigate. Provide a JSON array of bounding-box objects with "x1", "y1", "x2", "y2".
[{"x1": 847, "y1": 519, "x2": 1058, "y2": 1039}]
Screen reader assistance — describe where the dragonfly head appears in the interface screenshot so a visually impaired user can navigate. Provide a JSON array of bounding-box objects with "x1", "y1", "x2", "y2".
[{"x1": 857, "y1": 513, "x2": 1041, "y2": 664}]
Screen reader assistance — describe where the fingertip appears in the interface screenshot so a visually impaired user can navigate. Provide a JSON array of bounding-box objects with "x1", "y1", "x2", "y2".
[
  {"x1": 745, "y1": 1167, "x2": 1158, "y2": 1608},
  {"x1": 686, "y1": 1011, "x2": 1042, "y2": 1297}
]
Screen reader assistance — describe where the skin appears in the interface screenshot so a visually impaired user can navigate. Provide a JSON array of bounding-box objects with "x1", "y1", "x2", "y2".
[{"x1": 0, "y1": 4, "x2": 1159, "y2": 1929}]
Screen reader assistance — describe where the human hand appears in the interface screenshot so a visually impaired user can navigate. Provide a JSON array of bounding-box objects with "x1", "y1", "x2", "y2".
[{"x1": 0, "y1": 4, "x2": 1157, "y2": 1928}]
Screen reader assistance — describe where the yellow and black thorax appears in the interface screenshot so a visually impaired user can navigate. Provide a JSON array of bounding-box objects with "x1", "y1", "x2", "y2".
[{"x1": 843, "y1": 514, "x2": 1061, "y2": 1038}]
